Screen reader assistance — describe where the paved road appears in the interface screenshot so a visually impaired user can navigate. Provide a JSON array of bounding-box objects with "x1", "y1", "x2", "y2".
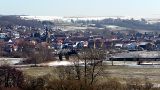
[{"x1": 0, "y1": 58, "x2": 25, "y2": 65}]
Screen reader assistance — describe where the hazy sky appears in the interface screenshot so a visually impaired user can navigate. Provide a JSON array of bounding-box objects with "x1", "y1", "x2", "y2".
[{"x1": 0, "y1": 0, "x2": 160, "y2": 17}]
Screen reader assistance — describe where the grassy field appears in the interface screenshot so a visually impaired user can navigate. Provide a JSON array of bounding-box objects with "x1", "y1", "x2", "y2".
[
  {"x1": 22, "y1": 65, "x2": 160, "y2": 84},
  {"x1": 22, "y1": 67, "x2": 57, "y2": 77},
  {"x1": 104, "y1": 66, "x2": 160, "y2": 84}
]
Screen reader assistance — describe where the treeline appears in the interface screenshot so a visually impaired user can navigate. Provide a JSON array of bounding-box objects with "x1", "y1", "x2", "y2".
[
  {"x1": 0, "y1": 15, "x2": 54, "y2": 28},
  {"x1": 75, "y1": 18, "x2": 160, "y2": 30}
]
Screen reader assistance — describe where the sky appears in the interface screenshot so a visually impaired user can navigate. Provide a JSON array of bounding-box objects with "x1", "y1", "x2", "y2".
[{"x1": 0, "y1": 0, "x2": 160, "y2": 17}]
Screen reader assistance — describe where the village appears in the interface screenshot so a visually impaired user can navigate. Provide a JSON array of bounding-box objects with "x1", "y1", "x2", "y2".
[
  {"x1": 1, "y1": 15, "x2": 160, "y2": 89},
  {"x1": 2, "y1": 0, "x2": 160, "y2": 89},
  {"x1": 0, "y1": 19, "x2": 160, "y2": 63}
]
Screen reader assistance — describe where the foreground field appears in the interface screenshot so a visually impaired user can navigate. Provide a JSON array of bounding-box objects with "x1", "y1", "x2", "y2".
[{"x1": 22, "y1": 65, "x2": 160, "y2": 85}]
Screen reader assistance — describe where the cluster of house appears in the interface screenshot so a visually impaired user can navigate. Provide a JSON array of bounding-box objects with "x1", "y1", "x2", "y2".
[
  {"x1": 112, "y1": 32, "x2": 160, "y2": 51},
  {"x1": 0, "y1": 24, "x2": 160, "y2": 57}
]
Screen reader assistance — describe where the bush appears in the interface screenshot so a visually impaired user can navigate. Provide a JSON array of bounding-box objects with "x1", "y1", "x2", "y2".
[
  {"x1": 0, "y1": 65, "x2": 24, "y2": 89},
  {"x1": 97, "y1": 78, "x2": 124, "y2": 90},
  {"x1": 23, "y1": 77, "x2": 45, "y2": 90},
  {"x1": 46, "y1": 79, "x2": 94, "y2": 90},
  {"x1": 21, "y1": 75, "x2": 160, "y2": 90}
]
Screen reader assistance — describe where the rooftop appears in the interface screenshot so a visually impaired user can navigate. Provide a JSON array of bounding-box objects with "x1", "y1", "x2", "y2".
[{"x1": 111, "y1": 51, "x2": 160, "y2": 58}]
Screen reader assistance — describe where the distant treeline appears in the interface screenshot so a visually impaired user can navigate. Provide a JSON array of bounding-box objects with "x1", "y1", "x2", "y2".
[
  {"x1": 0, "y1": 15, "x2": 54, "y2": 28},
  {"x1": 75, "y1": 18, "x2": 160, "y2": 30},
  {"x1": 1, "y1": 15, "x2": 160, "y2": 31}
]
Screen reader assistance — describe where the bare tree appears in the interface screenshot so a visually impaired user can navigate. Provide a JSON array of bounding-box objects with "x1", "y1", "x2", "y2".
[
  {"x1": 78, "y1": 48, "x2": 106, "y2": 85},
  {"x1": 22, "y1": 43, "x2": 55, "y2": 65},
  {"x1": 57, "y1": 48, "x2": 106, "y2": 85}
]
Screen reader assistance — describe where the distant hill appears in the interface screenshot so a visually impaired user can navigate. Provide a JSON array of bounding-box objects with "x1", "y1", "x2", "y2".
[
  {"x1": 100, "y1": 18, "x2": 160, "y2": 30},
  {"x1": 0, "y1": 15, "x2": 44, "y2": 28},
  {"x1": 1, "y1": 15, "x2": 160, "y2": 31},
  {"x1": 20, "y1": 16, "x2": 160, "y2": 31},
  {"x1": 74, "y1": 18, "x2": 160, "y2": 31}
]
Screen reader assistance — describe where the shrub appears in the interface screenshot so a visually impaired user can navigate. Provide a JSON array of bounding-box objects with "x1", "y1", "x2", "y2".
[{"x1": 0, "y1": 65, "x2": 24, "y2": 89}]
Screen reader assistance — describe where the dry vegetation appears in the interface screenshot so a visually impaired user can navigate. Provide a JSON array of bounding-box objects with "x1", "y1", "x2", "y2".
[
  {"x1": 1, "y1": 49, "x2": 160, "y2": 90},
  {"x1": 21, "y1": 66, "x2": 160, "y2": 90},
  {"x1": 21, "y1": 65, "x2": 160, "y2": 90},
  {"x1": 0, "y1": 65, "x2": 160, "y2": 90}
]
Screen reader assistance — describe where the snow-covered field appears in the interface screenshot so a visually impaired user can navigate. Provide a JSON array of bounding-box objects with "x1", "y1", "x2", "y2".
[
  {"x1": 20, "y1": 16, "x2": 115, "y2": 21},
  {"x1": 20, "y1": 15, "x2": 160, "y2": 25},
  {"x1": 20, "y1": 16, "x2": 143, "y2": 22}
]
